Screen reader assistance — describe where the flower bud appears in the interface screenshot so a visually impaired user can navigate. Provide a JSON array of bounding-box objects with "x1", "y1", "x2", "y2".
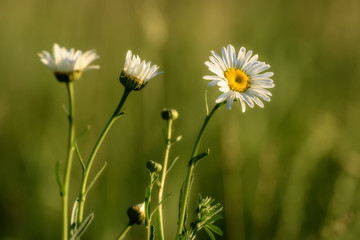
[
  {"x1": 127, "y1": 202, "x2": 145, "y2": 225},
  {"x1": 161, "y1": 108, "x2": 179, "y2": 120},
  {"x1": 146, "y1": 160, "x2": 162, "y2": 174}
]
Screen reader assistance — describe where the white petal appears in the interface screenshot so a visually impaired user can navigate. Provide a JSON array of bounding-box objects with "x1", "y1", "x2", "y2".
[
  {"x1": 215, "y1": 92, "x2": 229, "y2": 103},
  {"x1": 226, "y1": 92, "x2": 235, "y2": 110}
]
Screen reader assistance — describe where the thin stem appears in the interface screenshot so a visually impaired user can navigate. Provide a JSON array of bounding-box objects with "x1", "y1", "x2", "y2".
[
  {"x1": 62, "y1": 82, "x2": 76, "y2": 240},
  {"x1": 176, "y1": 103, "x2": 223, "y2": 238},
  {"x1": 156, "y1": 119, "x2": 173, "y2": 240},
  {"x1": 146, "y1": 173, "x2": 155, "y2": 240},
  {"x1": 116, "y1": 222, "x2": 132, "y2": 240},
  {"x1": 77, "y1": 88, "x2": 131, "y2": 225}
]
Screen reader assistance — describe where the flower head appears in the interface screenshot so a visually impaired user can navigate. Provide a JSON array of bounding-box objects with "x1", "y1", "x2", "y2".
[
  {"x1": 204, "y1": 44, "x2": 274, "y2": 112},
  {"x1": 38, "y1": 43, "x2": 99, "y2": 82},
  {"x1": 119, "y1": 50, "x2": 161, "y2": 91},
  {"x1": 127, "y1": 202, "x2": 146, "y2": 225}
]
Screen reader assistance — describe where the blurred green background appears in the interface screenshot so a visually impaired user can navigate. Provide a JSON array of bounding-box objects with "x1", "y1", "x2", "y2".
[{"x1": 1, "y1": 0, "x2": 360, "y2": 239}]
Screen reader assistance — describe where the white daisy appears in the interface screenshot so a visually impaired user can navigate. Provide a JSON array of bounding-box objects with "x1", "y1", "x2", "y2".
[
  {"x1": 38, "y1": 43, "x2": 99, "y2": 82},
  {"x1": 120, "y1": 50, "x2": 161, "y2": 91},
  {"x1": 204, "y1": 44, "x2": 274, "y2": 112}
]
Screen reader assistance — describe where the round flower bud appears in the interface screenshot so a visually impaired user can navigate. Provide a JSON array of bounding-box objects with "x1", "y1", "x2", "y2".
[
  {"x1": 146, "y1": 160, "x2": 162, "y2": 174},
  {"x1": 127, "y1": 202, "x2": 145, "y2": 225},
  {"x1": 161, "y1": 108, "x2": 179, "y2": 120}
]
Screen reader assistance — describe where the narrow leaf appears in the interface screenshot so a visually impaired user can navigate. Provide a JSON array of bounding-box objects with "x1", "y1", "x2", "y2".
[
  {"x1": 205, "y1": 90, "x2": 209, "y2": 116},
  {"x1": 78, "y1": 125, "x2": 91, "y2": 139},
  {"x1": 206, "y1": 224, "x2": 223, "y2": 236},
  {"x1": 115, "y1": 111, "x2": 125, "y2": 119},
  {"x1": 85, "y1": 162, "x2": 107, "y2": 195},
  {"x1": 166, "y1": 156, "x2": 179, "y2": 176},
  {"x1": 150, "y1": 192, "x2": 173, "y2": 219},
  {"x1": 189, "y1": 149, "x2": 210, "y2": 166},
  {"x1": 69, "y1": 213, "x2": 94, "y2": 240},
  {"x1": 70, "y1": 198, "x2": 79, "y2": 236},
  {"x1": 74, "y1": 140, "x2": 85, "y2": 172},
  {"x1": 149, "y1": 225, "x2": 155, "y2": 240},
  {"x1": 204, "y1": 226, "x2": 216, "y2": 240}
]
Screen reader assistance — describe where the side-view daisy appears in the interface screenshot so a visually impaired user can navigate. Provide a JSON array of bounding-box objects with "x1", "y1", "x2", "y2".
[
  {"x1": 119, "y1": 50, "x2": 162, "y2": 91},
  {"x1": 203, "y1": 44, "x2": 274, "y2": 112},
  {"x1": 38, "y1": 43, "x2": 100, "y2": 82}
]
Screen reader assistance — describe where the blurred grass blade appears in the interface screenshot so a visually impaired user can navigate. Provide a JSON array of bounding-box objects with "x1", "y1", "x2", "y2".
[{"x1": 69, "y1": 212, "x2": 94, "y2": 240}]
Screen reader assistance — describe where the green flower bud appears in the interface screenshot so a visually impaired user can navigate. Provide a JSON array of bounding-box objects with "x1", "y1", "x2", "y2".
[
  {"x1": 146, "y1": 160, "x2": 162, "y2": 174},
  {"x1": 161, "y1": 108, "x2": 179, "y2": 120},
  {"x1": 127, "y1": 202, "x2": 145, "y2": 225}
]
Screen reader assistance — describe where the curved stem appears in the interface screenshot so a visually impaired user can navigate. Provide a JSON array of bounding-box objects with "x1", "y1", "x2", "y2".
[
  {"x1": 176, "y1": 103, "x2": 223, "y2": 238},
  {"x1": 62, "y1": 82, "x2": 76, "y2": 240},
  {"x1": 77, "y1": 88, "x2": 131, "y2": 225},
  {"x1": 116, "y1": 222, "x2": 132, "y2": 240},
  {"x1": 156, "y1": 119, "x2": 173, "y2": 240}
]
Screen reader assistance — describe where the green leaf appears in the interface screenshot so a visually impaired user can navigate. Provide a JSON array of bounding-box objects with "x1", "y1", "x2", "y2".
[
  {"x1": 74, "y1": 140, "x2": 85, "y2": 172},
  {"x1": 115, "y1": 111, "x2": 125, "y2": 119},
  {"x1": 85, "y1": 162, "x2": 107, "y2": 195},
  {"x1": 204, "y1": 226, "x2": 216, "y2": 240},
  {"x1": 69, "y1": 212, "x2": 94, "y2": 240},
  {"x1": 189, "y1": 149, "x2": 210, "y2": 166},
  {"x1": 150, "y1": 192, "x2": 173, "y2": 219},
  {"x1": 149, "y1": 225, "x2": 155, "y2": 240},
  {"x1": 206, "y1": 224, "x2": 223, "y2": 236}
]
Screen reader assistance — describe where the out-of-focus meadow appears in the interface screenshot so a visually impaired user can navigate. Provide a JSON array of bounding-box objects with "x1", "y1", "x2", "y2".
[{"x1": 1, "y1": 0, "x2": 360, "y2": 239}]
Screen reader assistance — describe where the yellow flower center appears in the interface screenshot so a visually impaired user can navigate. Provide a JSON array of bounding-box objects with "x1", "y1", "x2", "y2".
[{"x1": 224, "y1": 68, "x2": 250, "y2": 92}]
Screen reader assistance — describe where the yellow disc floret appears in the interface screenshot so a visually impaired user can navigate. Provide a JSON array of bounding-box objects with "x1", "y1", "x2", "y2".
[{"x1": 224, "y1": 68, "x2": 250, "y2": 92}]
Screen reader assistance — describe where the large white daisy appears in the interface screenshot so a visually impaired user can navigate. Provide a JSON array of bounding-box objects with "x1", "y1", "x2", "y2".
[
  {"x1": 38, "y1": 43, "x2": 99, "y2": 82},
  {"x1": 119, "y1": 50, "x2": 161, "y2": 91},
  {"x1": 204, "y1": 44, "x2": 274, "y2": 112}
]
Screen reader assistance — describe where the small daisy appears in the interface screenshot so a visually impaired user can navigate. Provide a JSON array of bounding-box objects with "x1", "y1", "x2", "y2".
[
  {"x1": 38, "y1": 43, "x2": 99, "y2": 82},
  {"x1": 119, "y1": 50, "x2": 161, "y2": 91},
  {"x1": 204, "y1": 44, "x2": 274, "y2": 112}
]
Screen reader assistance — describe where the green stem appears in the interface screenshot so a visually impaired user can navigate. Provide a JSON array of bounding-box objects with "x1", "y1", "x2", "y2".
[
  {"x1": 146, "y1": 174, "x2": 155, "y2": 240},
  {"x1": 77, "y1": 88, "x2": 131, "y2": 225},
  {"x1": 116, "y1": 222, "x2": 132, "y2": 240},
  {"x1": 156, "y1": 119, "x2": 173, "y2": 240},
  {"x1": 62, "y1": 82, "x2": 76, "y2": 240},
  {"x1": 176, "y1": 103, "x2": 223, "y2": 238}
]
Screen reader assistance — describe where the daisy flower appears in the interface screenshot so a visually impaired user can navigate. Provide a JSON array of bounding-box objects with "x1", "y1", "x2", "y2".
[
  {"x1": 119, "y1": 50, "x2": 161, "y2": 91},
  {"x1": 203, "y1": 44, "x2": 274, "y2": 112},
  {"x1": 38, "y1": 43, "x2": 99, "y2": 82}
]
